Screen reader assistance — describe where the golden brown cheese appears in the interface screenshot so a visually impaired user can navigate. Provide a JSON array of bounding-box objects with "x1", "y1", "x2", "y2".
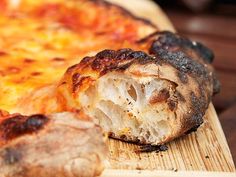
[{"x1": 0, "y1": 0, "x2": 156, "y2": 112}]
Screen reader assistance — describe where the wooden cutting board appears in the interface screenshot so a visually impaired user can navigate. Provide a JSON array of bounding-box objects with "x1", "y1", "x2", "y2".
[{"x1": 101, "y1": 0, "x2": 236, "y2": 176}]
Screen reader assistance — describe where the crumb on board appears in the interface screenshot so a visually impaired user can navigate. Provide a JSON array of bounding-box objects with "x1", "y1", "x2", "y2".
[
  {"x1": 170, "y1": 167, "x2": 178, "y2": 172},
  {"x1": 137, "y1": 144, "x2": 168, "y2": 153},
  {"x1": 136, "y1": 166, "x2": 143, "y2": 170}
]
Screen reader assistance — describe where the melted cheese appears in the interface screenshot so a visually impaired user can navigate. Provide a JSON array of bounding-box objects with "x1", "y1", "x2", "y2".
[{"x1": 0, "y1": 0, "x2": 156, "y2": 112}]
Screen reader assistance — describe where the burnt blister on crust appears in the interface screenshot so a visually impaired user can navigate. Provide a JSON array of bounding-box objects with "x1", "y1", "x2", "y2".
[
  {"x1": 148, "y1": 31, "x2": 214, "y2": 63},
  {"x1": 177, "y1": 72, "x2": 188, "y2": 84},
  {"x1": 0, "y1": 114, "x2": 49, "y2": 143},
  {"x1": 184, "y1": 124, "x2": 201, "y2": 135},
  {"x1": 148, "y1": 32, "x2": 220, "y2": 93},
  {"x1": 78, "y1": 34, "x2": 213, "y2": 83},
  {"x1": 138, "y1": 31, "x2": 219, "y2": 95},
  {"x1": 81, "y1": 48, "x2": 155, "y2": 76},
  {"x1": 147, "y1": 32, "x2": 219, "y2": 134},
  {"x1": 184, "y1": 92, "x2": 206, "y2": 131},
  {"x1": 150, "y1": 48, "x2": 210, "y2": 80}
]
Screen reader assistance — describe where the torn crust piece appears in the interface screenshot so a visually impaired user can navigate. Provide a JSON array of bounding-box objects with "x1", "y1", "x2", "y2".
[
  {"x1": 0, "y1": 111, "x2": 107, "y2": 177},
  {"x1": 57, "y1": 32, "x2": 219, "y2": 145}
]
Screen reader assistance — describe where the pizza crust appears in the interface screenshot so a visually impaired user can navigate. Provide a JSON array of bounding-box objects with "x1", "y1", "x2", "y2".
[
  {"x1": 0, "y1": 111, "x2": 107, "y2": 177},
  {"x1": 106, "y1": 0, "x2": 175, "y2": 32},
  {"x1": 55, "y1": 32, "x2": 217, "y2": 145}
]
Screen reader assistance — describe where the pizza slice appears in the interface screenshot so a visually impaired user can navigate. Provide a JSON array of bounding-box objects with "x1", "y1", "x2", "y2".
[
  {"x1": 0, "y1": 0, "x2": 221, "y2": 176},
  {"x1": 0, "y1": 110, "x2": 107, "y2": 177},
  {"x1": 0, "y1": 0, "x2": 156, "y2": 112}
]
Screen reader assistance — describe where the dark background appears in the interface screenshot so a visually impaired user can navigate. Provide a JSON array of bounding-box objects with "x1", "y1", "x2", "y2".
[{"x1": 153, "y1": 0, "x2": 236, "y2": 163}]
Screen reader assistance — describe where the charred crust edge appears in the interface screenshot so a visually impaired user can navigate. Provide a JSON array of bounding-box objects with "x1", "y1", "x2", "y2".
[
  {"x1": 0, "y1": 114, "x2": 49, "y2": 143},
  {"x1": 150, "y1": 48, "x2": 210, "y2": 81},
  {"x1": 70, "y1": 31, "x2": 219, "y2": 145},
  {"x1": 182, "y1": 91, "x2": 208, "y2": 134},
  {"x1": 147, "y1": 31, "x2": 214, "y2": 63},
  {"x1": 86, "y1": 48, "x2": 155, "y2": 76},
  {"x1": 77, "y1": 46, "x2": 214, "y2": 136},
  {"x1": 109, "y1": 133, "x2": 168, "y2": 152}
]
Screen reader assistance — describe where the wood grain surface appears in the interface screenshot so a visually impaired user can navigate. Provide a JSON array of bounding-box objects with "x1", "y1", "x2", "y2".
[
  {"x1": 102, "y1": 169, "x2": 236, "y2": 177},
  {"x1": 100, "y1": 0, "x2": 236, "y2": 176},
  {"x1": 105, "y1": 104, "x2": 235, "y2": 172}
]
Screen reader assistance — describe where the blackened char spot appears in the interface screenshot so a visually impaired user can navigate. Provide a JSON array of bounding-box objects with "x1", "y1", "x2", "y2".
[
  {"x1": 126, "y1": 50, "x2": 151, "y2": 61},
  {"x1": 183, "y1": 92, "x2": 206, "y2": 133},
  {"x1": 95, "y1": 49, "x2": 117, "y2": 59},
  {"x1": 120, "y1": 134, "x2": 127, "y2": 141},
  {"x1": 185, "y1": 124, "x2": 201, "y2": 135},
  {"x1": 26, "y1": 115, "x2": 48, "y2": 131},
  {"x1": 151, "y1": 48, "x2": 209, "y2": 80},
  {"x1": 149, "y1": 31, "x2": 214, "y2": 63},
  {"x1": 90, "y1": 49, "x2": 154, "y2": 75},
  {"x1": 137, "y1": 144, "x2": 168, "y2": 153},
  {"x1": 3, "y1": 147, "x2": 22, "y2": 165},
  {"x1": 0, "y1": 114, "x2": 49, "y2": 142},
  {"x1": 177, "y1": 72, "x2": 188, "y2": 84},
  {"x1": 190, "y1": 92, "x2": 205, "y2": 125},
  {"x1": 116, "y1": 48, "x2": 134, "y2": 59}
]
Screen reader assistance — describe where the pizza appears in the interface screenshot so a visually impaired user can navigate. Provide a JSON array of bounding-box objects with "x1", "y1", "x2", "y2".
[
  {"x1": 15, "y1": 30, "x2": 219, "y2": 145},
  {"x1": 36, "y1": 31, "x2": 217, "y2": 145},
  {"x1": 0, "y1": 0, "x2": 156, "y2": 112},
  {"x1": 0, "y1": 0, "x2": 219, "y2": 176},
  {"x1": 0, "y1": 110, "x2": 107, "y2": 177}
]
